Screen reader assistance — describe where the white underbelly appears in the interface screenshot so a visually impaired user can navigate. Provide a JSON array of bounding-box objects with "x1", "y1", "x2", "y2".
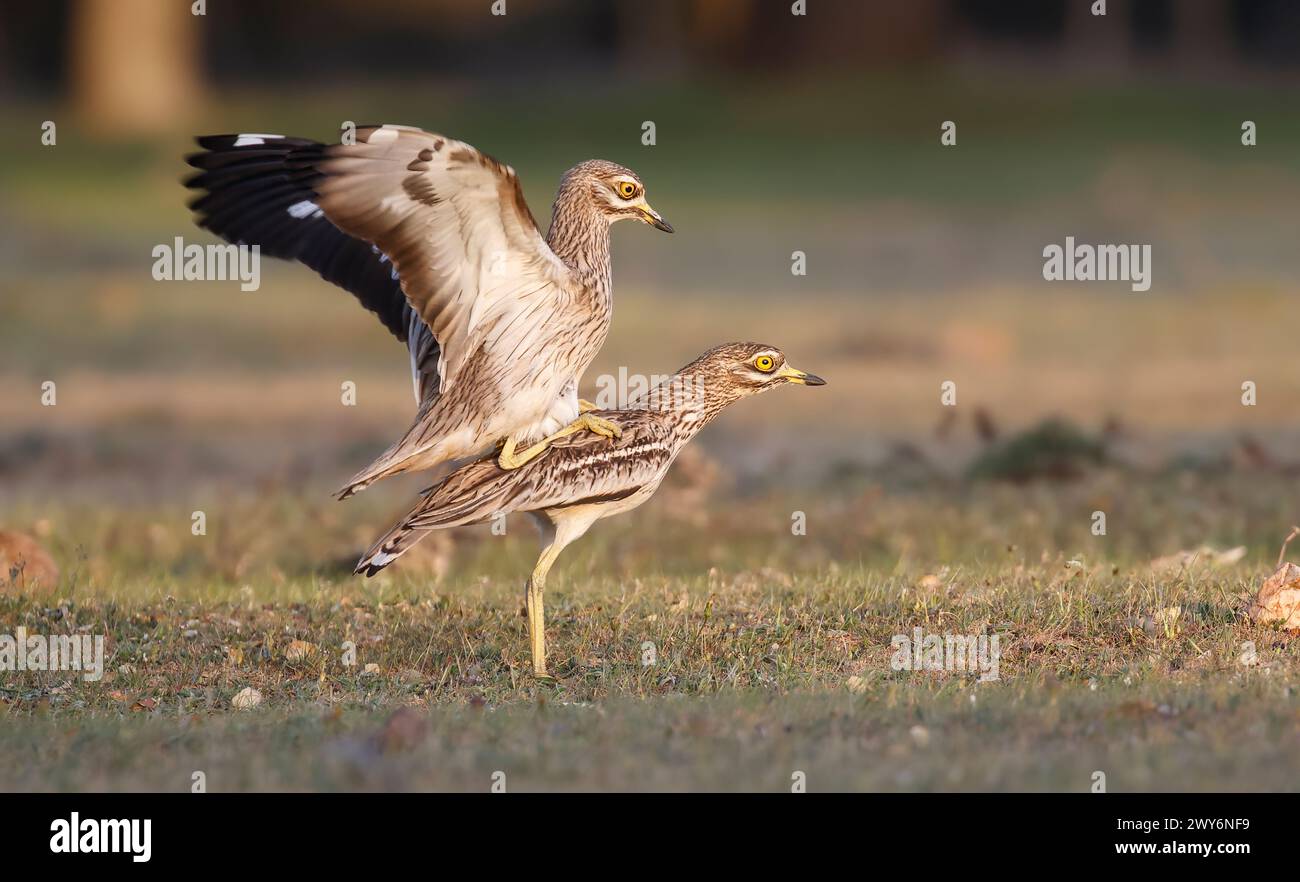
[{"x1": 501, "y1": 375, "x2": 579, "y2": 442}]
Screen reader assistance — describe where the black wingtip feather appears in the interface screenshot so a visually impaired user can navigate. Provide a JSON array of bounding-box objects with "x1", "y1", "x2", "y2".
[{"x1": 181, "y1": 131, "x2": 416, "y2": 343}]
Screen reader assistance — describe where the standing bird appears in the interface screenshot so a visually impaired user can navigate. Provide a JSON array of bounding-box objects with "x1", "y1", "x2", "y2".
[
  {"x1": 184, "y1": 124, "x2": 673, "y2": 496},
  {"x1": 354, "y1": 342, "x2": 826, "y2": 678}
]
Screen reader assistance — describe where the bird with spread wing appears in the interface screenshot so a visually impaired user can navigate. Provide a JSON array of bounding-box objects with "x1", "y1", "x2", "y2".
[{"x1": 185, "y1": 124, "x2": 673, "y2": 497}]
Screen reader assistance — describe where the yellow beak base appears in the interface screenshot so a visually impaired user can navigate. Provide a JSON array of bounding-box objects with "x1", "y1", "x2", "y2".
[{"x1": 777, "y1": 365, "x2": 826, "y2": 386}]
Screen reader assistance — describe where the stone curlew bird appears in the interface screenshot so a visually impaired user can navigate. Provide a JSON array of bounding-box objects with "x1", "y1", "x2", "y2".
[
  {"x1": 353, "y1": 342, "x2": 826, "y2": 678},
  {"x1": 184, "y1": 125, "x2": 672, "y2": 497}
]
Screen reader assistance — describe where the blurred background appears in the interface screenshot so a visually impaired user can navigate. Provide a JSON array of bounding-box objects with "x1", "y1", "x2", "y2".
[{"x1": 2, "y1": 0, "x2": 1300, "y2": 583}]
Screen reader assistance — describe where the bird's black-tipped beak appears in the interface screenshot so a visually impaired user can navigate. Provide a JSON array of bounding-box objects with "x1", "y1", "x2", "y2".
[
  {"x1": 777, "y1": 365, "x2": 826, "y2": 386},
  {"x1": 641, "y1": 205, "x2": 674, "y2": 233}
]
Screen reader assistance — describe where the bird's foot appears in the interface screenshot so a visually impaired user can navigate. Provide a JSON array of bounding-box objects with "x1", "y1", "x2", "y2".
[
  {"x1": 575, "y1": 411, "x2": 621, "y2": 439},
  {"x1": 577, "y1": 398, "x2": 599, "y2": 413},
  {"x1": 497, "y1": 413, "x2": 620, "y2": 470},
  {"x1": 498, "y1": 436, "x2": 542, "y2": 470}
]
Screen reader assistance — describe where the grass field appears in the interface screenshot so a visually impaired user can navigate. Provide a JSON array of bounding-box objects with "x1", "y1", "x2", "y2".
[{"x1": 2, "y1": 470, "x2": 1299, "y2": 791}]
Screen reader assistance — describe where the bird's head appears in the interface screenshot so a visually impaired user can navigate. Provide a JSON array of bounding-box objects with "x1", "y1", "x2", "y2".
[
  {"x1": 562, "y1": 159, "x2": 673, "y2": 232},
  {"x1": 685, "y1": 342, "x2": 826, "y2": 404}
]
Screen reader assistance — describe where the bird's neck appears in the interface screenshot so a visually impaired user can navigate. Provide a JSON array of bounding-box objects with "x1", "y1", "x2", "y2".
[
  {"x1": 546, "y1": 192, "x2": 612, "y2": 300},
  {"x1": 635, "y1": 368, "x2": 743, "y2": 445}
]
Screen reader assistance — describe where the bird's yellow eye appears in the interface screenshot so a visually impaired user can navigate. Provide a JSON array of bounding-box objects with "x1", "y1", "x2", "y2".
[
  {"x1": 617, "y1": 181, "x2": 637, "y2": 199},
  {"x1": 754, "y1": 355, "x2": 775, "y2": 372}
]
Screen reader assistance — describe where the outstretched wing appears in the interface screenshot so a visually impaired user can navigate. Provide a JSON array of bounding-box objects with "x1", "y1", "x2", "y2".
[
  {"x1": 313, "y1": 124, "x2": 572, "y2": 396},
  {"x1": 184, "y1": 133, "x2": 441, "y2": 401}
]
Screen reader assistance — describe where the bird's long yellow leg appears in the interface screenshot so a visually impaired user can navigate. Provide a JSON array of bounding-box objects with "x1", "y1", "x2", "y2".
[
  {"x1": 525, "y1": 543, "x2": 564, "y2": 678},
  {"x1": 577, "y1": 398, "x2": 599, "y2": 413},
  {"x1": 497, "y1": 412, "x2": 622, "y2": 470}
]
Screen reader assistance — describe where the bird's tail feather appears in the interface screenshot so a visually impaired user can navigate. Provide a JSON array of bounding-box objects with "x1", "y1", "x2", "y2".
[
  {"x1": 354, "y1": 473, "x2": 511, "y2": 576},
  {"x1": 353, "y1": 520, "x2": 431, "y2": 577},
  {"x1": 336, "y1": 417, "x2": 449, "y2": 500},
  {"x1": 336, "y1": 458, "x2": 412, "y2": 500}
]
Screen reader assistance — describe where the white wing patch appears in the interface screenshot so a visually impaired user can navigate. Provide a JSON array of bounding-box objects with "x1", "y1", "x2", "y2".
[
  {"x1": 233, "y1": 133, "x2": 284, "y2": 147},
  {"x1": 287, "y1": 199, "x2": 324, "y2": 219}
]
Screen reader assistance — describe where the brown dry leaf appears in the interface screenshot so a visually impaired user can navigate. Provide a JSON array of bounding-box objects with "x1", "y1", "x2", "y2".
[
  {"x1": 1248, "y1": 562, "x2": 1300, "y2": 630},
  {"x1": 131, "y1": 697, "x2": 157, "y2": 712}
]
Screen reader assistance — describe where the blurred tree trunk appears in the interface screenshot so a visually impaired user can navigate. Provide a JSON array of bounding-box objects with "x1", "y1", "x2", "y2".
[{"x1": 70, "y1": 0, "x2": 202, "y2": 136}]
